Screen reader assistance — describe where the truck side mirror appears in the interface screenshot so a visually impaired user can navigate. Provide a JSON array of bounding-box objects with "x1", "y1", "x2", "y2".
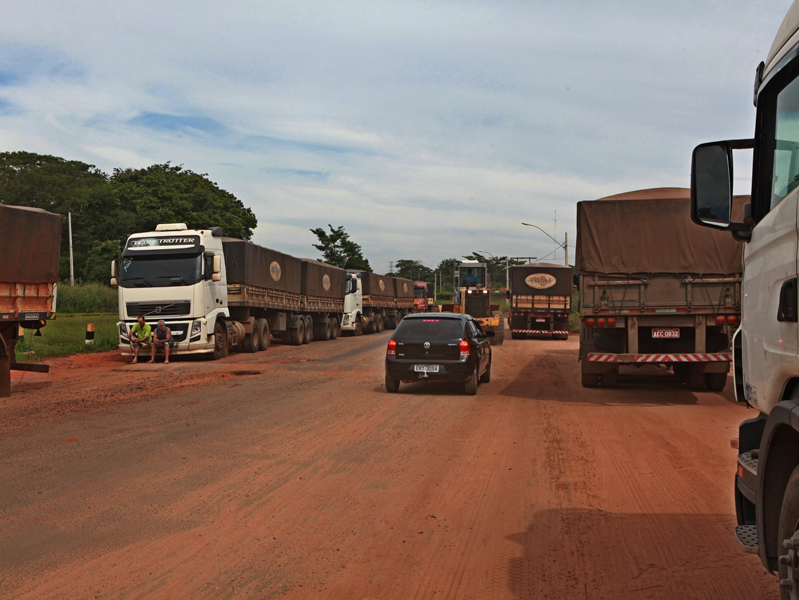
[
  {"x1": 110, "y1": 260, "x2": 118, "y2": 287},
  {"x1": 690, "y1": 139, "x2": 753, "y2": 238},
  {"x1": 212, "y1": 255, "x2": 222, "y2": 282},
  {"x1": 505, "y1": 290, "x2": 510, "y2": 299}
]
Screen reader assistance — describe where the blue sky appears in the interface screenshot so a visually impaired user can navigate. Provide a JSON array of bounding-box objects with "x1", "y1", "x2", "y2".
[{"x1": 0, "y1": 0, "x2": 792, "y2": 272}]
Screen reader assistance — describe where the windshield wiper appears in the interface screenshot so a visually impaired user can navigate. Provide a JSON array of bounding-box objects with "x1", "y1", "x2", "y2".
[
  {"x1": 156, "y1": 275, "x2": 190, "y2": 285},
  {"x1": 123, "y1": 277, "x2": 152, "y2": 287}
]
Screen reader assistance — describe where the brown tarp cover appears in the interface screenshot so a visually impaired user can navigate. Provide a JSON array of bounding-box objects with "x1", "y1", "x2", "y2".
[
  {"x1": 393, "y1": 277, "x2": 414, "y2": 299},
  {"x1": 0, "y1": 204, "x2": 61, "y2": 283},
  {"x1": 301, "y1": 259, "x2": 346, "y2": 299},
  {"x1": 511, "y1": 263, "x2": 573, "y2": 296},
  {"x1": 348, "y1": 271, "x2": 395, "y2": 298},
  {"x1": 222, "y1": 238, "x2": 302, "y2": 294},
  {"x1": 576, "y1": 188, "x2": 745, "y2": 275}
]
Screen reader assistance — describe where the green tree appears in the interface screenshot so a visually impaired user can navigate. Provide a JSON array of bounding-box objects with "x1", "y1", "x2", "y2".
[
  {"x1": 436, "y1": 258, "x2": 460, "y2": 294},
  {"x1": 310, "y1": 225, "x2": 371, "y2": 271},
  {"x1": 393, "y1": 259, "x2": 433, "y2": 281}
]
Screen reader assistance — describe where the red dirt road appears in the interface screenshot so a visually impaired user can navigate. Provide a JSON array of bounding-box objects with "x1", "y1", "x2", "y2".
[{"x1": 0, "y1": 332, "x2": 778, "y2": 599}]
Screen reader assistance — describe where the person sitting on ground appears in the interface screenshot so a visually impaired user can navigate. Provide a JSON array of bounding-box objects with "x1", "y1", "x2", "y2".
[
  {"x1": 462, "y1": 268, "x2": 479, "y2": 287},
  {"x1": 149, "y1": 320, "x2": 174, "y2": 364},
  {"x1": 129, "y1": 316, "x2": 151, "y2": 364}
]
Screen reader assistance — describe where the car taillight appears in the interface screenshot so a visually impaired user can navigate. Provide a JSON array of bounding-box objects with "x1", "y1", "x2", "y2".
[
  {"x1": 727, "y1": 315, "x2": 738, "y2": 325},
  {"x1": 586, "y1": 318, "x2": 595, "y2": 327},
  {"x1": 459, "y1": 339, "x2": 470, "y2": 357},
  {"x1": 387, "y1": 339, "x2": 396, "y2": 356},
  {"x1": 716, "y1": 316, "x2": 726, "y2": 325}
]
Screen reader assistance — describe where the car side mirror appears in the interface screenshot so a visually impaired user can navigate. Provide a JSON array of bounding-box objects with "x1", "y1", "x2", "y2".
[{"x1": 690, "y1": 139, "x2": 753, "y2": 239}]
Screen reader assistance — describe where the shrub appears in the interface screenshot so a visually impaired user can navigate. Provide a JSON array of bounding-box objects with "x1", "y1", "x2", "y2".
[{"x1": 56, "y1": 282, "x2": 118, "y2": 314}]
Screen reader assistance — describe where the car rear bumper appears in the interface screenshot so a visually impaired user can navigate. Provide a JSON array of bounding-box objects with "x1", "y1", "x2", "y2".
[{"x1": 385, "y1": 358, "x2": 474, "y2": 382}]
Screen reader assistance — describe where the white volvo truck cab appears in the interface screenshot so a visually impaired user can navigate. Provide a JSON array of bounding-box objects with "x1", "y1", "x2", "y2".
[
  {"x1": 691, "y1": 2, "x2": 799, "y2": 595},
  {"x1": 114, "y1": 223, "x2": 228, "y2": 355},
  {"x1": 341, "y1": 272, "x2": 366, "y2": 334}
]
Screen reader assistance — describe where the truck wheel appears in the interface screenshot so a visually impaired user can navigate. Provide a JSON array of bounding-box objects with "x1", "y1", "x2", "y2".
[
  {"x1": 364, "y1": 318, "x2": 375, "y2": 335},
  {"x1": 602, "y1": 366, "x2": 619, "y2": 388},
  {"x1": 320, "y1": 319, "x2": 331, "y2": 341},
  {"x1": 376, "y1": 314, "x2": 384, "y2": 332},
  {"x1": 385, "y1": 375, "x2": 400, "y2": 393},
  {"x1": 479, "y1": 358, "x2": 491, "y2": 383},
  {"x1": 289, "y1": 321, "x2": 304, "y2": 346},
  {"x1": 302, "y1": 317, "x2": 312, "y2": 344},
  {"x1": 778, "y1": 465, "x2": 799, "y2": 600},
  {"x1": 705, "y1": 372, "x2": 727, "y2": 392},
  {"x1": 256, "y1": 319, "x2": 269, "y2": 351},
  {"x1": 686, "y1": 364, "x2": 706, "y2": 390},
  {"x1": 241, "y1": 322, "x2": 260, "y2": 353},
  {"x1": 581, "y1": 372, "x2": 598, "y2": 387},
  {"x1": 464, "y1": 365, "x2": 479, "y2": 395},
  {"x1": 212, "y1": 321, "x2": 228, "y2": 360},
  {"x1": 330, "y1": 317, "x2": 339, "y2": 339}
]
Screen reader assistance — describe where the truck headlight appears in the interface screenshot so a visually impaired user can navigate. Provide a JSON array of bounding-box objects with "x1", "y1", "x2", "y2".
[
  {"x1": 119, "y1": 323, "x2": 128, "y2": 337},
  {"x1": 191, "y1": 320, "x2": 202, "y2": 336}
]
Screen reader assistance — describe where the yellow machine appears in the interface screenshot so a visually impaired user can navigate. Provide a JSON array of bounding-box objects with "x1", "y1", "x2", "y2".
[{"x1": 441, "y1": 261, "x2": 505, "y2": 345}]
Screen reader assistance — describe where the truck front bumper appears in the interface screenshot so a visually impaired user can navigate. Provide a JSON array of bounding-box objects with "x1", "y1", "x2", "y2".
[{"x1": 118, "y1": 318, "x2": 213, "y2": 355}]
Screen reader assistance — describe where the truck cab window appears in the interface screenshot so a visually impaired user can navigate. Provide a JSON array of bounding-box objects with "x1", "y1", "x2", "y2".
[{"x1": 770, "y1": 74, "x2": 799, "y2": 209}]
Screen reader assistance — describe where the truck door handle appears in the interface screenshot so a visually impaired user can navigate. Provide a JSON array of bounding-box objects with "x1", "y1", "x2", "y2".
[{"x1": 778, "y1": 277, "x2": 798, "y2": 322}]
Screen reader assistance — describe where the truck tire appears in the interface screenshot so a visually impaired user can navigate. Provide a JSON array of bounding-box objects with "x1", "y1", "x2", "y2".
[
  {"x1": 377, "y1": 314, "x2": 385, "y2": 332},
  {"x1": 241, "y1": 332, "x2": 258, "y2": 353},
  {"x1": 778, "y1": 465, "x2": 799, "y2": 600},
  {"x1": 705, "y1": 372, "x2": 727, "y2": 391},
  {"x1": 319, "y1": 318, "x2": 331, "y2": 341},
  {"x1": 602, "y1": 366, "x2": 619, "y2": 388},
  {"x1": 330, "y1": 317, "x2": 339, "y2": 339},
  {"x1": 686, "y1": 364, "x2": 706, "y2": 390},
  {"x1": 212, "y1": 320, "x2": 228, "y2": 360},
  {"x1": 365, "y1": 318, "x2": 375, "y2": 335},
  {"x1": 302, "y1": 316, "x2": 312, "y2": 344},
  {"x1": 464, "y1": 365, "x2": 479, "y2": 395},
  {"x1": 385, "y1": 375, "x2": 400, "y2": 393},
  {"x1": 256, "y1": 319, "x2": 269, "y2": 351},
  {"x1": 593, "y1": 331, "x2": 624, "y2": 354},
  {"x1": 289, "y1": 320, "x2": 304, "y2": 346}
]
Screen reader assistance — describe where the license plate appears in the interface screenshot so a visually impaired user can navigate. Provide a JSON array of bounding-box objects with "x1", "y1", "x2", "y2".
[
  {"x1": 414, "y1": 364, "x2": 440, "y2": 373},
  {"x1": 652, "y1": 328, "x2": 680, "y2": 338},
  {"x1": 535, "y1": 319, "x2": 546, "y2": 323}
]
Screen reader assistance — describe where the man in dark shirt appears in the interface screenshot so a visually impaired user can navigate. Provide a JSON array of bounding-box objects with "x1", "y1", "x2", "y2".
[{"x1": 149, "y1": 320, "x2": 174, "y2": 364}]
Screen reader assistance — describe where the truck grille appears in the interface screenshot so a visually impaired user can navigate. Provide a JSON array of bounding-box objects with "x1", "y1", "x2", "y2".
[{"x1": 126, "y1": 301, "x2": 191, "y2": 318}]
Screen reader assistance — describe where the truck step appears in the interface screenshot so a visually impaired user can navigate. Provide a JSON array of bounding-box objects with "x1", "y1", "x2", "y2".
[
  {"x1": 738, "y1": 451, "x2": 758, "y2": 475},
  {"x1": 735, "y1": 525, "x2": 759, "y2": 554}
]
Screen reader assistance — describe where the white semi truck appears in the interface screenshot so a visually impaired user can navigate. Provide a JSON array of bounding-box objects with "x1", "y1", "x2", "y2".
[
  {"x1": 690, "y1": 1, "x2": 799, "y2": 595},
  {"x1": 114, "y1": 224, "x2": 345, "y2": 358},
  {"x1": 340, "y1": 271, "x2": 415, "y2": 335}
]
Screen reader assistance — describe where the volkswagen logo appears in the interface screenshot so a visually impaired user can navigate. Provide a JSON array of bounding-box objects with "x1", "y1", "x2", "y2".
[{"x1": 424, "y1": 342, "x2": 430, "y2": 349}]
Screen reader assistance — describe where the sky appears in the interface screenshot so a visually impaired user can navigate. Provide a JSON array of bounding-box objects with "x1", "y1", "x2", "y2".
[{"x1": 0, "y1": 0, "x2": 792, "y2": 273}]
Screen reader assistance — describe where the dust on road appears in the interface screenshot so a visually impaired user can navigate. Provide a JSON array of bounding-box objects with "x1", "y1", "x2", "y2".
[{"x1": 0, "y1": 332, "x2": 777, "y2": 599}]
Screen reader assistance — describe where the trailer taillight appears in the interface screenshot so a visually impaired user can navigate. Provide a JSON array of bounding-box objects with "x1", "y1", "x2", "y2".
[
  {"x1": 459, "y1": 340, "x2": 470, "y2": 357},
  {"x1": 586, "y1": 318, "x2": 595, "y2": 327},
  {"x1": 597, "y1": 318, "x2": 606, "y2": 327},
  {"x1": 716, "y1": 316, "x2": 726, "y2": 325},
  {"x1": 387, "y1": 339, "x2": 396, "y2": 356},
  {"x1": 607, "y1": 317, "x2": 616, "y2": 327},
  {"x1": 727, "y1": 315, "x2": 738, "y2": 325}
]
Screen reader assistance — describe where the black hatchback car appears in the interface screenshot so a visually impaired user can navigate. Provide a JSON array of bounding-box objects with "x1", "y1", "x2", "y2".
[{"x1": 385, "y1": 313, "x2": 494, "y2": 395}]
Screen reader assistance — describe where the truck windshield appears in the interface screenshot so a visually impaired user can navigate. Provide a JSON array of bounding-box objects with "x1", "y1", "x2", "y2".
[
  {"x1": 119, "y1": 254, "x2": 202, "y2": 288},
  {"x1": 414, "y1": 287, "x2": 426, "y2": 298}
]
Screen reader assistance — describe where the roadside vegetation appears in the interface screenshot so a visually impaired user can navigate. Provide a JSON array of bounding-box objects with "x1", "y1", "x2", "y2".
[
  {"x1": 15, "y1": 314, "x2": 118, "y2": 361},
  {"x1": 57, "y1": 283, "x2": 117, "y2": 314}
]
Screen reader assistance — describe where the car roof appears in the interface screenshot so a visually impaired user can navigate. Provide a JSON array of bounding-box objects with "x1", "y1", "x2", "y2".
[{"x1": 403, "y1": 312, "x2": 468, "y2": 321}]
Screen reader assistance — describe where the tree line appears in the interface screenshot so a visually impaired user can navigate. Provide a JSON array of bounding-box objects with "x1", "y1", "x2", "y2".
[{"x1": 0, "y1": 152, "x2": 257, "y2": 283}]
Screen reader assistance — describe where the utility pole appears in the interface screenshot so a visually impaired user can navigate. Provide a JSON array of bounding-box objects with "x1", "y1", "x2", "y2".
[
  {"x1": 68, "y1": 212, "x2": 74, "y2": 286},
  {"x1": 506, "y1": 256, "x2": 509, "y2": 291}
]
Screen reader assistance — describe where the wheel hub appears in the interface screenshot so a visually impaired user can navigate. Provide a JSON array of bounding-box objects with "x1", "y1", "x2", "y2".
[{"x1": 780, "y1": 531, "x2": 799, "y2": 598}]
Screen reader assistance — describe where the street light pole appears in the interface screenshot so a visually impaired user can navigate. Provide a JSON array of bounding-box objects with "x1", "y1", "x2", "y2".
[{"x1": 521, "y1": 222, "x2": 568, "y2": 266}]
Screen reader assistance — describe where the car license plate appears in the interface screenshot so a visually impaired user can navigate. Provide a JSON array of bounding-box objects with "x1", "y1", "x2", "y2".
[
  {"x1": 414, "y1": 364, "x2": 440, "y2": 373},
  {"x1": 652, "y1": 328, "x2": 680, "y2": 338}
]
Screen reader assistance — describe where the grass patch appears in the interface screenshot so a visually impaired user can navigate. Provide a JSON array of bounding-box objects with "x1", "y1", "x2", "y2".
[
  {"x1": 57, "y1": 282, "x2": 118, "y2": 314},
  {"x1": 15, "y1": 314, "x2": 119, "y2": 361}
]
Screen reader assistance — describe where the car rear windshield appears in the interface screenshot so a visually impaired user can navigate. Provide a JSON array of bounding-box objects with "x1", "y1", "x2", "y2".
[{"x1": 394, "y1": 318, "x2": 464, "y2": 339}]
